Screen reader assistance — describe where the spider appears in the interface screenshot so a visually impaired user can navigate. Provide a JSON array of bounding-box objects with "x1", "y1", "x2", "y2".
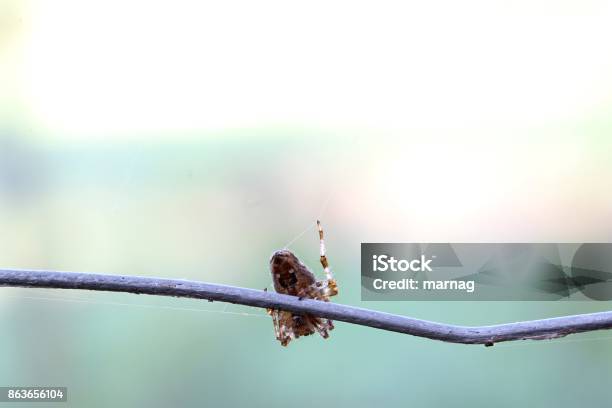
[{"x1": 267, "y1": 220, "x2": 338, "y2": 346}]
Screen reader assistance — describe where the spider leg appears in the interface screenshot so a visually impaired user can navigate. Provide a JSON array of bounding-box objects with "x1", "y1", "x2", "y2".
[
  {"x1": 317, "y1": 220, "x2": 332, "y2": 280},
  {"x1": 269, "y1": 309, "x2": 281, "y2": 339},
  {"x1": 307, "y1": 314, "x2": 334, "y2": 339},
  {"x1": 317, "y1": 220, "x2": 338, "y2": 297},
  {"x1": 271, "y1": 310, "x2": 299, "y2": 346}
]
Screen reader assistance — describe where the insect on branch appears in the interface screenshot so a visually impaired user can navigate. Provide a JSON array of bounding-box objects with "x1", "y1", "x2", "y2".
[{"x1": 1, "y1": 268, "x2": 612, "y2": 346}]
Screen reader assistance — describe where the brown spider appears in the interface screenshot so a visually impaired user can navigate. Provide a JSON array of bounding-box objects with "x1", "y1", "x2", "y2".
[{"x1": 267, "y1": 220, "x2": 338, "y2": 346}]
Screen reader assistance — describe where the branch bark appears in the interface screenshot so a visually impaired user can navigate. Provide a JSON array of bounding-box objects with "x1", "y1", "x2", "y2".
[{"x1": 1, "y1": 268, "x2": 610, "y2": 346}]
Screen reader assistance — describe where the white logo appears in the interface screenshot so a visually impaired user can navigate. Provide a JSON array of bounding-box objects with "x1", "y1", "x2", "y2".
[{"x1": 372, "y1": 254, "x2": 434, "y2": 272}]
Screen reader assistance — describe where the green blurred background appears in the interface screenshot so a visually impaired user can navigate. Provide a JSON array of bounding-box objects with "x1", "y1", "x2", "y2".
[{"x1": 1, "y1": 1, "x2": 612, "y2": 407}]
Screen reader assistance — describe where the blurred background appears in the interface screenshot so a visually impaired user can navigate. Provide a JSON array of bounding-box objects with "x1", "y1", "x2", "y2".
[{"x1": 1, "y1": 0, "x2": 612, "y2": 406}]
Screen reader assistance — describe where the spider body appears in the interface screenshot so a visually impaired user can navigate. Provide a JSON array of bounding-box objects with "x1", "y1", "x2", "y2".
[
  {"x1": 267, "y1": 221, "x2": 338, "y2": 346},
  {"x1": 270, "y1": 250, "x2": 317, "y2": 298}
]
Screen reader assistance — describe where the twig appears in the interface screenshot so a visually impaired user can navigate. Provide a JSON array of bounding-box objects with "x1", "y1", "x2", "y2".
[{"x1": 1, "y1": 268, "x2": 610, "y2": 346}]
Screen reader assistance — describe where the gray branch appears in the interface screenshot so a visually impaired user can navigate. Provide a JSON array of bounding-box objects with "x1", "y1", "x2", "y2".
[{"x1": 1, "y1": 268, "x2": 610, "y2": 346}]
